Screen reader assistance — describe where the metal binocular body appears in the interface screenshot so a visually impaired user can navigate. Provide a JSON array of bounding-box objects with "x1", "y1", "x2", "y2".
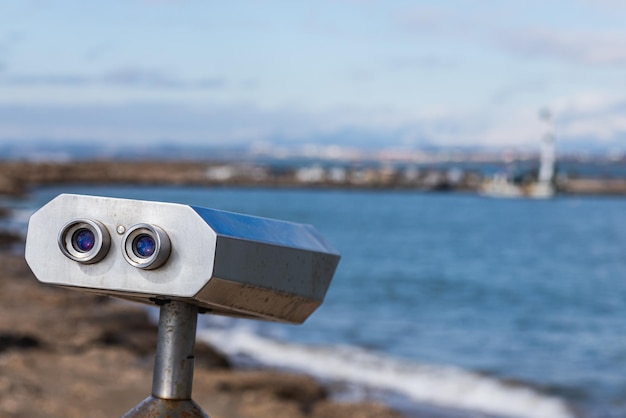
[{"x1": 25, "y1": 194, "x2": 340, "y2": 324}]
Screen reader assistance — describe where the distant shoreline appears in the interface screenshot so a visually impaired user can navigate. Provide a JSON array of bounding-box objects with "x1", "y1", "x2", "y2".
[{"x1": 1, "y1": 159, "x2": 626, "y2": 197}]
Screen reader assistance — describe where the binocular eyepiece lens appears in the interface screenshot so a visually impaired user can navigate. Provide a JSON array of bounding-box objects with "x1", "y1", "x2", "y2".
[
  {"x1": 122, "y1": 224, "x2": 171, "y2": 270},
  {"x1": 73, "y1": 228, "x2": 96, "y2": 253},
  {"x1": 58, "y1": 218, "x2": 170, "y2": 270},
  {"x1": 58, "y1": 219, "x2": 111, "y2": 264},
  {"x1": 132, "y1": 234, "x2": 156, "y2": 258}
]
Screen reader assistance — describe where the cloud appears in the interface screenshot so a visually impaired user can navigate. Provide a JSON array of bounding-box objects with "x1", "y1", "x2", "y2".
[
  {"x1": 4, "y1": 74, "x2": 91, "y2": 86},
  {"x1": 0, "y1": 102, "x2": 317, "y2": 144},
  {"x1": 140, "y1": 0, "x2": 186, "y2": 5},
  {"x1": 580, "y1": 0, "x2": 626, "y2": 10},
  {"x1": 396, "y1": 5, "x2": 466, "y2": 36},
  {"x1": 0, "y1": 31, "x2": 23, "y2": 72},
  {"x1": 84, "y1": 43, "x2": 113, "y2": 61},
  {"x1": 562, "y1": 113, "x2": 626, "y2": 141},
  {"x1": 0, "y1": 69, "x2": 226, "y2": 90},
  {"x1": 498, "y1": 27, "x2": 626, "y2": 66},
  {"x1": 552, "y1": 91, "x2": 622, "y2": 116},
  {"x1": 491, "y1": 79, "x2": 548, "y2": 104},
  {"x1": 396, "y1": 4, "x2": 626, "y2": 68},
  {"x1": 397, "y1": 4, "x2": 507, "y2": 40},
  {"x1": 476, "y1": 92, "x2": 626, "y2": 147},
  {"x1": 550, "y1": 92, "x2": 626, "y2": 141},
  {"x1": 101, "y1": 69, "x2": 225, "y2": 89},
  {"x1": 390, "y1": 55, "x2": 458, "y2": 70},
  {"x1": 0, "y1": 91, "x2": 624, "y2": 150}
]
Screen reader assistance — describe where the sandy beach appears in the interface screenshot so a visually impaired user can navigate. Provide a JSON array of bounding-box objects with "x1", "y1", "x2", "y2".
[{"x1": 0, "y1": 248, "x2": 407, "y2": 418}]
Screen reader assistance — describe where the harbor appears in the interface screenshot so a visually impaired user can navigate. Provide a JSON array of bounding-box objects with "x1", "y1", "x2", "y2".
[{"x1": 0, "y1": 156, "x2": 625, "y2": 197}]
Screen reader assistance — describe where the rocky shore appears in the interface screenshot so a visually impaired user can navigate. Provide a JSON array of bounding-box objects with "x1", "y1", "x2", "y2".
[
  {"x1": 0, "y1": 176, "x2": 414, "y2": 418},
  {"x1": 0, "y1": 160, "x2": 626, "y2": 196},
  {"x1": 0, "y1": 192, "x2": 407, "y2": 417},
  {"x1": 0, "y1": 250, "x2": 406, "y2": 418},
  {"x1": 2, "y1": 159, "x2": 625, "y2": 196},
  {"x1": 0, "y1": 159, "x2": 585, "y2": 418}
]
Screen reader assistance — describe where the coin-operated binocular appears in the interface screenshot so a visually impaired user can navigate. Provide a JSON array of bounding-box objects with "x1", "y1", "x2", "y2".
[{"x1": 25, "y1": 194, "x2": 340, "y2": 417}]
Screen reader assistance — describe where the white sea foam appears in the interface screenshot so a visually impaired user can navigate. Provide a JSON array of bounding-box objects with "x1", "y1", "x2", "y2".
[
  {"x1": 5, "y1": 208, "x2": 35, "y2": 233},
  {"x1": 197, "y1": 325, "x2": 575, "y2": 418},
  {"x1": 10, "y1": 208, "x2": 35, "y2": 223}
]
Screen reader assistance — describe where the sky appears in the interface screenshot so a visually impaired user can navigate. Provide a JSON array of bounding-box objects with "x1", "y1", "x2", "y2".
[{"x1": 0, "y1": 0, "x2": 625, "y2": 152}]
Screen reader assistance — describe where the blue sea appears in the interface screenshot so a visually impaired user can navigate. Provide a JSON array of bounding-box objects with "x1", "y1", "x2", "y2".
[{"x1": 6, "y1": 185, "x2": 626, "y2": 418}]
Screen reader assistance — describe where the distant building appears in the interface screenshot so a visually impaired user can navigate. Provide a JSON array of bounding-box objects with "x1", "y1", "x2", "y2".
[
  {"x1": 206, "y1": 165, "x2": 236, "y2": 181},
  {"x1": 296, "y1": 165, "x2": 325, "y2": 183},
  {"x1": 403, "y1": 166, "x2": 420, "y2": 183},
  {"x1": 327, "y1": 167, "x2": 347, "y2": 183}
]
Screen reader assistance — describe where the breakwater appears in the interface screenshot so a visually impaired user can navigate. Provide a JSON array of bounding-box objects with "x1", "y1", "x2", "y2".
[{"x1": 0, "y1": 160, "x2": 625, "y2": 196}]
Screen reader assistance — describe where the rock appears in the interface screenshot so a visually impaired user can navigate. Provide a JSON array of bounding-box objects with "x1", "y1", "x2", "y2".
[
  {"x1": 313, "y1": 401, "x2": 406, "y2": 418},
  {"x1": 195, "y1": 341, "x2": 232, "y2": 370},
  {"x1": 0, "y1": 253, "x2": 406, "y2": 418},
  {"x1": 0, "y1": 333, "x2": 41, "y2": 353},
  {"x1": 0, "y1": 173, "x2": 24, "y2": 196},
  {"x1": 213, "y1": 371, "x2": 327, "y2": 406},
  {"x1": 0, "y1": 231, "x2": 21, "y2": 248}
]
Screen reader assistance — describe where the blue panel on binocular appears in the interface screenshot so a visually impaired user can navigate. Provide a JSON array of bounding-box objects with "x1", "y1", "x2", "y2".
[{"x1": 25, "y1": 194, "x2": 341, "y2": 324}]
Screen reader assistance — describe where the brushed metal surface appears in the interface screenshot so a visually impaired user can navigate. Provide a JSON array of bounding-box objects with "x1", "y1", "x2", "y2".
[
  {"x1": 121, "y1": 396, "x2": 209, "y2": 418},
  {"x1": 152, "y1": 301, "x2": 198, "y2": 400},
  {"x1": 26, "y1": 194, "x2": 216, "y2": 297},
  {"x1": 25, "y1": 194, "x2": 340, "y2": 323}
]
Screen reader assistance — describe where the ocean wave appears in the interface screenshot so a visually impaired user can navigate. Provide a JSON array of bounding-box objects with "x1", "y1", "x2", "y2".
[
  {"x1": 197, "y1": 324, "x2": 575, "y2": 418},
  {"x1": 2, "y1": 207, "x2": 34, "y2": 233}
]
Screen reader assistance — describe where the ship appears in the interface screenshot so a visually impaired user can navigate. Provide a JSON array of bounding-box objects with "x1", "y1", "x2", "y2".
[{"x1": 481, "y1": 110, "x2": 556, "y2": 199}]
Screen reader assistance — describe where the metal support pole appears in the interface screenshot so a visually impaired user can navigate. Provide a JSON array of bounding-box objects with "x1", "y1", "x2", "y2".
[
  {"x1": 152, "y1": 300, "x2": 198, "y2": 399},
  {"x1": 122, "y1": 300, "x2": 210, "y2": 417}
]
